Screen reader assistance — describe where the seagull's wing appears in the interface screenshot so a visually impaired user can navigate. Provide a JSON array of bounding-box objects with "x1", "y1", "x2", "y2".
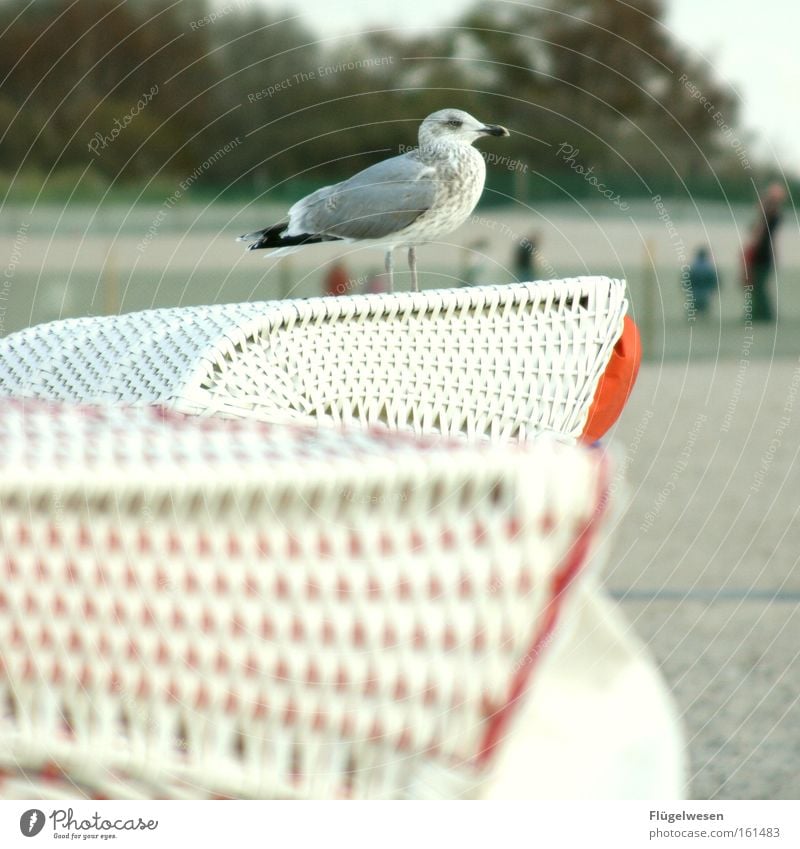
[{"x1": 287, "y1": 152, "x2": 438, "y2": 241}]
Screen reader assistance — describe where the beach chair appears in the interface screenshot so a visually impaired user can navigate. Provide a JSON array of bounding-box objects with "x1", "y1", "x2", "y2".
[
  {"x1": 0, "y1": 277, "x2": 630, "y2": 443},
  {"x1": 0, "y1": 278, "x2": 682, "y2": 798},
  {"x1": 0, "y1": 400, "x2": 631, "y2": 799}
]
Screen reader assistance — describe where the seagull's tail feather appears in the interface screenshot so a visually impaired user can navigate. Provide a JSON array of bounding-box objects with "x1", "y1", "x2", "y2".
[{"x1": 237, "y1": 222, "x2": 342, "y2": 251}]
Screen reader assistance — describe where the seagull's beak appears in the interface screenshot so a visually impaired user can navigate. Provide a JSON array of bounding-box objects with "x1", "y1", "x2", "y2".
[{"x1": 481, "y1": 124, "x2": 510, "y2": 137}]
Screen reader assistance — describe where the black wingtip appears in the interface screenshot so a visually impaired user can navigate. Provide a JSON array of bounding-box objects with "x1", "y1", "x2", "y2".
[{"x1": 240, "y1": 222, "x2": 343, "y2": 251}]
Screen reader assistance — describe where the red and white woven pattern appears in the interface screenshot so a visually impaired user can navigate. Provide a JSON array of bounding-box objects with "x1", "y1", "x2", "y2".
[
  {"x1": 0, "y1": 278, "x2": 627, "y2": 442},
  {"x1": 0, "y1": 401, "x2": 608, "y2": 799}
]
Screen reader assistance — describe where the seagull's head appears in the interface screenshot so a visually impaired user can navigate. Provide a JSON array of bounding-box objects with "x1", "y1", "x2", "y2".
[{"x1": 419, "y1": 109, "x2": 510, "y2": 151}]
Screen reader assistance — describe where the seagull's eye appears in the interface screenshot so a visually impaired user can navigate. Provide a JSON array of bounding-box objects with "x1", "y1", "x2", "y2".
[{"x1": 447, "y1": 119, "x2": 463, "y2": 128}]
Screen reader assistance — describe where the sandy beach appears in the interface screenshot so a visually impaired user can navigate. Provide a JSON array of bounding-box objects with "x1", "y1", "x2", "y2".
[
  {"x1": 603, "y1": 358, "x2": 800, "y2": 799},
  {"x1": 3, "y1": 202, "x2": 799, "y2": 799}
]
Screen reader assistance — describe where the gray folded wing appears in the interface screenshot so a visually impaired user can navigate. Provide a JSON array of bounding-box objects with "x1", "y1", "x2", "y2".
[{"x1": 287, "y1": 152, "x2": 438, "y2": 241}]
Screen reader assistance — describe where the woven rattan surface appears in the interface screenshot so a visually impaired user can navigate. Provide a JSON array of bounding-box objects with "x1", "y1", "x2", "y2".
[
  {"x1": 0, "y1": 278, "x2": 627, "y2": 441},
  {"x1": 0, "y1": 401, "x2": 608, "y2": 799}
]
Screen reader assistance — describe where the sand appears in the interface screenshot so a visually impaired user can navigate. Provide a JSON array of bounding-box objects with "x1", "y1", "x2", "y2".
[
  {"x1": 602, "y1": 359, "x2": 800, "y2": 799},
  {"x1": 3, "y1": 201, "x2": 799, "y2": 798}
]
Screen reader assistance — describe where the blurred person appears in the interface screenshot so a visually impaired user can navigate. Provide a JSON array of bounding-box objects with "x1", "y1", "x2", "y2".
[
  {"x1": 364, "y1": 269, "x2": 388, "y2": 294},
  {"x1": 324, "y1": 260, "x2": 350, "y2": 297},
  {"x1": 685, "y1": 246, "x2": 719, "y2": 319},
  {"x1": 742, "y1": 182, "x2": 787, "y2": 322},
  {"x1": 513, "y1": 232, "x2": 539, "y2": 281}
]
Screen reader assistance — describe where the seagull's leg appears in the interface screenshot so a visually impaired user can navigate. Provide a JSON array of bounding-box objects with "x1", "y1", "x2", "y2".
[
  {"x1": 408, "y1": 246, "x2": 419, "y2": 292},
  {"x1": 384, "y1": 248, "x2": 395, "y2": 293}
]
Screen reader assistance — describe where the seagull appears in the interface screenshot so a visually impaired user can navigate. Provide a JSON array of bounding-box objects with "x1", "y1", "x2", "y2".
[{"x1": 238, "y1": 109, "x2": 509, "y2": 292}]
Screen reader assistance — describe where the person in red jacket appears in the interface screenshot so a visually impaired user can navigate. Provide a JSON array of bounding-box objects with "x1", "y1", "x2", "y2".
[
  {"x1": 742, "y1": 183, "x2": 787, "y2": 323},
  {"x1": 323, "y1": 261, "x2": 350, "y2": 297}
]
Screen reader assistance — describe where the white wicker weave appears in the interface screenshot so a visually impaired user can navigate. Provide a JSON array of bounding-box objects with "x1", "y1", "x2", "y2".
[
  {"x1": 0, "y1": 278, "x2": 627, "y2": 442},
  {"x1": 0, "y1": 401, "x2": 609, "y2": 800}
]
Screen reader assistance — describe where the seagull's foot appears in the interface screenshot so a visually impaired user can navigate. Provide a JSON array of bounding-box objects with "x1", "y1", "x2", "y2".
[
  {"x1": 385, "y1": 249, "x2": 395, "y2": 293},
  {"x1": 408, "y1": 247, "x2": 419, "y2": 292}
]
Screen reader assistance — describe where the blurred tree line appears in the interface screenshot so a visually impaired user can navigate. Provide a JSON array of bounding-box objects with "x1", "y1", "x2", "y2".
[{"x1": 0, "y1": 0, "x2": 762, "y2": 202}]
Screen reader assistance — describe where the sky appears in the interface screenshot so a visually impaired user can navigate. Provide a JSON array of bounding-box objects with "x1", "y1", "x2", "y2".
[
  {"x1": 666, "y1": 0, "x2": 800, "y2": 175},
  {"x1": 255, "y1": 0, "x2": 800, "y2": 176}
]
